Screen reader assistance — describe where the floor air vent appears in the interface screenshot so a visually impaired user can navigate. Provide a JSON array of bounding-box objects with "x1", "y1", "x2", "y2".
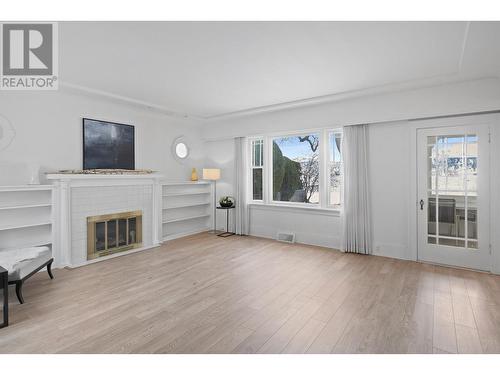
[{"x1": 277, "y1": 232, "x2": 295, "y2": 244}]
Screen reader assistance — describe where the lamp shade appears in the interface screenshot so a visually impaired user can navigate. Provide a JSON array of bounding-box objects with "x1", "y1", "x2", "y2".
[{"x1": 202, "y1": 168, "x2": 221, "y2": 180}]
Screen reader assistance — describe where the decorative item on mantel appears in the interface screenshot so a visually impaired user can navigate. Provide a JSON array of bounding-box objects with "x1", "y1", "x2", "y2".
[
  {"x1": 191, "y1": 168, "x2": 198, "y2": 181},
  {"x1": 219, "y1": 196, "x2": 235, "y2": 208},
  {"x1": 52, "y1": 169, "x2": 155, "y2": 175}
]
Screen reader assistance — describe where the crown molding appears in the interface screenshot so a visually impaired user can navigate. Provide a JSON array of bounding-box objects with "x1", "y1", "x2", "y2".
[
  {"x1": 59, "y1": 74, "x2": 497, "y2": 124},
  {"x1": 202, "y1": 73, "x2": 476, "y2": 122},
  {"x1": 59, "y1": 81, "x2": 204, "y2": 121}
]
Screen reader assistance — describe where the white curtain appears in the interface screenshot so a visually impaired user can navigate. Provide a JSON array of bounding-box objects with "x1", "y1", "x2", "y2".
[
  {"x1": 234, "y1": 137, "x2": 249, "y2": 235},
  {"x1": 342, "y1": 124, "x2": 372, "y2": 254}
]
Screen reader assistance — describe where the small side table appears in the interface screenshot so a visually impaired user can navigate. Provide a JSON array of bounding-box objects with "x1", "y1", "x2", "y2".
[
  {"x1": 0, "y1": 266, "x2": 8, "y2": 328},
  {"x1": 216, "y1": 206, "x2": 236, "y2": 237}
]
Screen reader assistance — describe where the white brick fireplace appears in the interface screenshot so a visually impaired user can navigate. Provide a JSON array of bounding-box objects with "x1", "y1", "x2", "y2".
[{"x1": 46, "y1": 174, "x2": 164, "y2": 267}]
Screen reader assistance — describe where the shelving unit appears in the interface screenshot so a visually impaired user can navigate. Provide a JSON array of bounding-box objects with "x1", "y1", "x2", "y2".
[
  {"x1": 161, "y1": 181, "x2": 212, "y2": 241},
  {"x1": 163, "y1": 202, "x2": 210, "y2": 210},
  {"x1": 163, "y1": 214, "x2": 211, "y2": 224},
  {"x1": 0, "y1": 203, "x2": 52, "y2": 210},
  {"x1": 0, "y1": 222, "x2": 52, "y2": 231},
  {"x1": 162, "y1": 191, "x2": 211, "y2": 197},
  {"x1": 0, "y1": 186, "x2": 54, "y2": 251}
]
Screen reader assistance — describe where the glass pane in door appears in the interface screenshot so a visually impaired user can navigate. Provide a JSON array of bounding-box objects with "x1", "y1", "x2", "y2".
[{"x1": 427, "y1": 134, "x2": 478, "y2": 249}]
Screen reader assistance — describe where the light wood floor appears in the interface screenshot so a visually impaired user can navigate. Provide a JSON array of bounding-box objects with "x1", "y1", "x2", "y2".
[{"x1": 1, "y1": 233, "x2": 499, "y2": 354}]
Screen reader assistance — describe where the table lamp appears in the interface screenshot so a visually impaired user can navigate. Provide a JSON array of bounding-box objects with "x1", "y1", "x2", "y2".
[{"x1": 203, "y1": 168, "x2": 221, "y2": 233}]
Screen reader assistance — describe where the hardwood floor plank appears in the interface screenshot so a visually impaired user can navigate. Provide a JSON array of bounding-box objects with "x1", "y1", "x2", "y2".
[
  {"x1": 0, "y1": 232, "x2": 499, "y2": 354},
  {"x1": 281, "y1": 318, "x2": 326, "y2": 354},
  {"x1": 455, "y1": 324, "x2": 483, "y2": 354},
  {"x1": 257, "y1": 299, "x2": 322, "y2": 353}
]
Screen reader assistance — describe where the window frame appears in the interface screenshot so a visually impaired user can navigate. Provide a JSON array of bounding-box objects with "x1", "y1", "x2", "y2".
[
  {"x1": 326, "y1": 130, "x2": 344, "y2": 209},
  {"x1": 249, "y1": 137, "x2": 265, "y2": 202},
  {"x1": 248, "y1": 128, "x2": 343, "y2": 212},
  {"x1": 269, "y1": 131, "x2": 321, "y2": 207}
]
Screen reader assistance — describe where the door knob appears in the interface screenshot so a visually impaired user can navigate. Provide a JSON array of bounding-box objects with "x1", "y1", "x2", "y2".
[{"x1": 419, "y1": 199, "x2": 425, "y2": 210}]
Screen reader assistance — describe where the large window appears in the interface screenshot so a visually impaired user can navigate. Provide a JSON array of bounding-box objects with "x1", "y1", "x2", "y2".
[
  {"x1": 249, "y1": 129, "x2": 342, "y2": 209},
  {"x1": 272, "y1": 134, "x2": 319, "y2": 204}
]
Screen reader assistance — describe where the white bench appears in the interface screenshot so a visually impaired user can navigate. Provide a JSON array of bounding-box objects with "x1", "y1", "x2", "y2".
[{"x1": 0, "y1": 246, "x2": 54, "y2": 304}]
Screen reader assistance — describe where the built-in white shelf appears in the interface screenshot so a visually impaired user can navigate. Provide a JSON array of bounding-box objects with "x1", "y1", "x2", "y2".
[
  {"x1": 0, "y1": 186, "x2": 54, "y2": 252},
  {"x1": 0, "y1": 203, "x2": 52, "y2": 210},
  {"x1": 163, "y1": 191, "x2": 211, "y2": 197},
  {"x1": 0, "y1": 185, "x2": 53, "y2": 192},
  {"x1": 162, "y1": 214, "x2": 210, "y2": 224},
  {"x1": 0, "y1": 221, "x2": 52, "y2": 232},
  {"x1": 163, "y1": 202, "x2": 210, "y2": 210},
  {"x1": 160, "y1": 181, "x2": 211, "y2": 186},
  {"x1": 160, "y1": 181, "x2": 212, "y2": 241}
]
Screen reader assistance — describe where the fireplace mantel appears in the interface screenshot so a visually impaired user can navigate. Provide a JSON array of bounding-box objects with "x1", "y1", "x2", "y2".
[
  {"x1": 47, "y1": 173, "x2": 164, "y2": 268},
  {"x1": 46, "y1": 173, "x2": 164, "y2": 185}
]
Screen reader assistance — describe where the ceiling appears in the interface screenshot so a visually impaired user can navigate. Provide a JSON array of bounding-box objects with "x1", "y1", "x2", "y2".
[{"x1": 59, "y1": 21, "x2": 500, "y2": 119}]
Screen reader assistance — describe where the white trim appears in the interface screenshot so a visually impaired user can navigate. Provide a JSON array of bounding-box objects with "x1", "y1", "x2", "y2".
[
  {"x1": 162, "y1": 227, "x2": 210, "y2": 242},
  {"x1": 163, "y1": 202, "x2": 210, "y2": 210},
  {"x1": 60, "y1": 81, "x2": 199, "y2": 120},
  {"x1": 46, "y1": 173, "x2": 164, "y2": 181},
  {"x1": 160, "y1": 181, "x2": 210, "y2": 186},
  {"x1": 162, "y1": 191, "x2": 210, "y2": 197},
  {"x1": 0, "y1": 203, "x2": 52, "y2": 210},
  {"x1": 162, "y1": 214, "x2": 210, "y2": 224},
  {"x1": 0, "y1": 221, "x2": 51, "y2": 231},
  {"x1": 0, "y1": 185, "x2": 53, "y2": 192},
  {"x1": 203, "y1": 74, "x2": 467, "y2": 121},
  {"x1": 249, "y1": 202, "x2": 341, "y2": 217}
]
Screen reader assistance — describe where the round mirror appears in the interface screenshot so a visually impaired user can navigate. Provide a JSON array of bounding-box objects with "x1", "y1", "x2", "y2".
[
  {"x1": 175, "y1": 142, "x2": 189, "y2": 159},
  {"x1": 172, "y1": 137, "x2": 190, "y2": 162}
]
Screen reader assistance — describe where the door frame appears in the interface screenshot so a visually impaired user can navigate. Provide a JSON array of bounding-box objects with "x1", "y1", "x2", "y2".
[{"x1": 408, "y1": 113, "x2": 499, "y2": 273}]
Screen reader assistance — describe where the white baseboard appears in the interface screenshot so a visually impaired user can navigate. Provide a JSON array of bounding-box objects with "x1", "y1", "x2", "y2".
[
  {"x1": 248, "y1": 229, "x2": 340, "y2": 250},
  {"x1": 372, "y1": 242, "x2": 409, "y2": 260},
  {"x1": 162, "y1": 226, "x2": 210, "y2": 242}
]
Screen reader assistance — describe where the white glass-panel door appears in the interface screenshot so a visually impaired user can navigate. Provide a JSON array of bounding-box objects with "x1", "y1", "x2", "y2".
[{"x1": 417, "y1": 125, "x2": 490, "y2": 270}]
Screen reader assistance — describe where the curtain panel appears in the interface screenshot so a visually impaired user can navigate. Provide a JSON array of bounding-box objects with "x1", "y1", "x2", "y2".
[
  {"x1": 234, "y1": 137, "x2": 249, "y2": 235},
  {"x1": 342, "y1": 124, "x2": 372, "y2": 254}
]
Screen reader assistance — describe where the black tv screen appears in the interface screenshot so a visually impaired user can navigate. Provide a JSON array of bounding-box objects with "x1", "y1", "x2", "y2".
[{"x1": 83, "y1": 118, "x2": 135, "y2": 170}]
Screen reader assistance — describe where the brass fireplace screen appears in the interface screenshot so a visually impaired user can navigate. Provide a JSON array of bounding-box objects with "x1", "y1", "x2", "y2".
[{"x1": 87, "y1": 210, "x2": 143, "y2": 260}]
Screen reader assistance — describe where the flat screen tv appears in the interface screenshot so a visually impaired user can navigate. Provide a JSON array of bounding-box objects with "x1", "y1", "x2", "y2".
[{"x1": 83, "y1": 118, "x2": 135, "y2": 170}]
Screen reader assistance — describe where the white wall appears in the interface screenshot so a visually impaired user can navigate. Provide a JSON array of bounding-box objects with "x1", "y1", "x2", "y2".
[
  {"x1": 203, "y1": 78, "x2": 500, "y2": 266},
  {"x1": 368, "y1": 121, "x2": 412, "y2": 260},
  {"x1": 0, "y1": 89, "x2": 205, "y2": 185},
  {"x1": 249, "y1": 206, "x2": 341, "y2": 249},
  {"x1": 204, "y1": 138, "x2": 235, "y2": 231},
  {"x1": 204, "y1": 122, "x2": 408, "y2": 254},
  {"x1": 204, "y1": 138, "x2": 341, "y2": 246}
]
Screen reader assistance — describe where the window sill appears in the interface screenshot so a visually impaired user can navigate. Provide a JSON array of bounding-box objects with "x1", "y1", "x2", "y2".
[{"x1": 248, "y1": 202, "x2": 341, "y2": 217}]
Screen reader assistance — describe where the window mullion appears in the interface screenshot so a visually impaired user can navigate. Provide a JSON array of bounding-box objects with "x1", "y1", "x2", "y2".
[
  {"x1": 264, "y1": 136, "x2": 271, "y2": 204},
  {"x1": 319, "y1": 130, "x2": 327, "y2": 209}
]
